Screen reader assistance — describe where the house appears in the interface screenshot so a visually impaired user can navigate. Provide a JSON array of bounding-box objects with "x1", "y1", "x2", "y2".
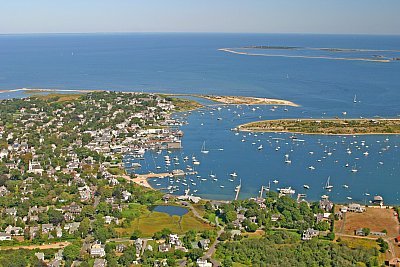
[
  {"x1": 91, "y1": 242, "x2": 106, "y2": 257},
  {"x1": 319, "y1": 199, "x2": 334, "y2": 212},
  {"x1": 196, "y1": 259, "x2": 213, "y2": 267},
  {"x1": 0, "y1": 186, "x2": 9, "y2": 197},
  {"x1": 0, "y1": 232, "x2": 12, "y2": 241},
  {"x1": 347, "y1": 203, "x2": 365, "y2": 213},
  {"x1": 5, "y1": 225, "x2": 23, "y2": 236},
  {"x1": 230, "y1": 230, "x2": 242, "y2": 237},
  {"x1": 198, "y1": 239, "x2": 210, "y2": 250},
  {"x1": 28, "y1": 160, "x2": 44, "y2": 175},
  {"x1": 35, "y1": 252, "x2": 45, "y2": 261},
  {"x1": 169, "y1": 234, "x2": 181, "y2": 246},
  {"x1": 302, "y1": 228, "x2": 319, "y2": 240},
  {"x1": 116, "y1": 243, "x2": 127, "y2": 253},
  {"x1": 158, "y1": 243, "x2": 171, "y2": 253},
  {"x1": 370, "y1": 231, "x2": 386, "y2": 237},
  {"x1": 64, "y1": 222, "x2": 80, "y2": 234},
  {"x1": 42, "y1": 223, "x2": 55, "y2": 234},
  {"x1": 122, "y1": 190, "x2": 132, "y2": 201},
  {"x1": 355, "y1": 228, "x2": 367, "y2": 236},
  {"x1": 93, "y1": 258, "x2": 107, "y2": 267},
  {"x1": 5, "y1": 207, "x2": 17, "y2": 217},
  {"x1": 372, "y1": 196, "x2": 384, "y2": 206}
]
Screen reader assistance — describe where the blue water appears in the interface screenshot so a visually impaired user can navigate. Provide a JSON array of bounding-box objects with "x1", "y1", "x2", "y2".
[
  {"x1": 1, "y1": 33, "x2": 400, "y2": 203},
  {"x1": 152, "y1": 205, "x2": 188, "y2": 216}
]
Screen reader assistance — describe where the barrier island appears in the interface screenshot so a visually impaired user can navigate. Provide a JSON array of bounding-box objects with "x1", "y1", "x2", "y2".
[{"x1": 239, "y1": 118, "x2": 400, "y2": 135}]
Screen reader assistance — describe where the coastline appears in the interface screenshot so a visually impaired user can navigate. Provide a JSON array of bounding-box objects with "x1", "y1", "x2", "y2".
[
  {"x1": 0, "y1": 88, "x2": 299, "y2": 108},
  {"x1": 219, "y1": 48, "x2": 393, "y2": 63},
  {"x1": 238, "y1": 118, "x2": 400, "y2": 135}
]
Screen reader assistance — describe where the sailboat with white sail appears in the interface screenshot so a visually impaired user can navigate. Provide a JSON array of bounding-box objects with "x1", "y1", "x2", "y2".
[
  {"x1": 200, "y1": 141, "x2": 209, "y2": 154},
  {"x1": 325, "y1": 176, "x2": 333, "y2": 191}
]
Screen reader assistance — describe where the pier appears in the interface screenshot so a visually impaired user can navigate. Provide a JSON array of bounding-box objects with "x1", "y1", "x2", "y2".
[{"x1": 234, "y1": 179, "x2": 242, "y2": 200}]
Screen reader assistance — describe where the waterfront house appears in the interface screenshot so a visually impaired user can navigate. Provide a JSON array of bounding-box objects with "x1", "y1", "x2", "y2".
[
  {"x1": 347, "y1": 203, "x2": 365, "y2": 213},
  {"x1": 372, "y1": 196, "x2": 384, "y2": 206},
  {"x1": 319, "y1": 199, "x2": 334, "y2": 212}
]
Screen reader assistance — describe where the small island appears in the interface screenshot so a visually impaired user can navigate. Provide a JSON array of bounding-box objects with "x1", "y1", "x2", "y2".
[{"x1": 238, "y1": 118, "x2": 400, "y2": 135}]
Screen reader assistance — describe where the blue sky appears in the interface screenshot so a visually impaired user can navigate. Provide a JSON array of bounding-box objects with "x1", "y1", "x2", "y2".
[{"x1": 1, "y1": 0, "x2": 399, "y2": 34}]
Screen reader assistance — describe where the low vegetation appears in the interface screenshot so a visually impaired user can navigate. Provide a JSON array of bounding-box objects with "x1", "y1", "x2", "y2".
[{"x1": 240, "y1": 119, "x2": 400, "y2": 135}]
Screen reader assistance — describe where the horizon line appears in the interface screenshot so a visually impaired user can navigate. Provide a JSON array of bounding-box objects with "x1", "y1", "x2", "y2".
[{"x1": 0, "y1": 31, "x2": 399, "y2": 37}]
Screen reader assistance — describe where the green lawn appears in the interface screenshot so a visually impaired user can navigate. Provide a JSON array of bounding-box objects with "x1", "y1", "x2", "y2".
[{"x1": 116, "y1": 209, "x2": 213, "y2": 237}]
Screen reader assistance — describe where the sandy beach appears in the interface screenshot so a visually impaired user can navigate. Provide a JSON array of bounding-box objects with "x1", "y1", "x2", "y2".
[
  {"x1": 122, "y1": 172, "x2": 172, "y2": 189},
  {"x1": 197, "y1": 94, "x2": 299, "y2": 107},
  {"x1": 219, "y1": 48, "x2": 392, "y2": 63}
]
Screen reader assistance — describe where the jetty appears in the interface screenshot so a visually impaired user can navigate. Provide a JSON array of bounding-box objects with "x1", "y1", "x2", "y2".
[{"x1": 234, "y1": 179, "x2": 242, "y2": 200}]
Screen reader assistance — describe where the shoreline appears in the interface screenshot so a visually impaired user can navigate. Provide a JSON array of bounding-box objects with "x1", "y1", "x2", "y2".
[
  {"x1": 0, "y1": 88, "x2": 299, "y2": 107},
  {"x1": 219, "y1": 48, "x2": 393, "y2": 63},
  {"x1": 238, "y1": 118, "x2": 400, "y2": 136}
]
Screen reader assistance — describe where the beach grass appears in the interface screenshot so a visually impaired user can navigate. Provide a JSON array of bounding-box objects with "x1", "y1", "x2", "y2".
[{"x1": 239, "y1": 118, "x2": 400, "y2": 135}]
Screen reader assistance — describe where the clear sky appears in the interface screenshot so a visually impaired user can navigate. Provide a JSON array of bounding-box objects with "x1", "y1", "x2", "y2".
[{"x1": 1, "y1": 0, "x2": 400, "y2": 35}]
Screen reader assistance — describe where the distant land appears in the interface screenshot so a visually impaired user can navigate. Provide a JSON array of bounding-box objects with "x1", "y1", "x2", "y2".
[
  {"x1": 219, "y1": 46, "x2": 400, "y2": 62},
  {"x1": 239, "y1": 118, "x2": 400, "y2": 135}
]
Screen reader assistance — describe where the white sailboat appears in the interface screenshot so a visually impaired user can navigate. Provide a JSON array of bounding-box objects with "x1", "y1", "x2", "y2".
[
  {"x1": 351, "y1": 164, "x2": 358, "y2": 173},
  {"x1": 325, "y1": 176, "x2": 333, "y2": 190},
  {"x1": 284, "y1": 154, "x2": 292, "y2": 164},
  {"x1": 353, "y1": 94, "x2": 357, "y2": 103},
  {"x1": 201, "y1": 141, "x2": 209, "y2": 154}
]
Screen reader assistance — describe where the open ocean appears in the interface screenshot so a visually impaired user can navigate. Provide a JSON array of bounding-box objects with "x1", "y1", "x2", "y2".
[{"x1": 1, "y1": 33, "x2": 399, "y2": 203}]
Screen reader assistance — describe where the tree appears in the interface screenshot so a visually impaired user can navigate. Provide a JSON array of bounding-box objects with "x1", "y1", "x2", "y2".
[
  {"x1": 224, "y1": 211, "x2": 237, "y2": 223},
  {"x1": 63, "y1": 243, "x2": 81, "y2": 263},
  {"x1": 48, "y1": 208, "x2": 64, "y2": 225},
  {"x1": 327, "y1": 232, "x2": 335, "y2": 241},
  {"x1": 187, "y1": 248, "x2": 204, "y2": 261},
  {"x1": 130, "y1": 229, "x2": 142, "y2": 240},
  {"x1": 78, "y1": 217, "x2": 91, "y2": 237},
  {"x1": 218, "y1": 232, "x2": 232, "y2": 241},
  {"x1": 362, "y1": 228, "x2": 370, "y2": 236},
  {"x1": 222, "y1": 257, "x2": 233, "y2": 267},
  {"x1": 119, "y1": 245, "x2": 136, "y2": 266}
]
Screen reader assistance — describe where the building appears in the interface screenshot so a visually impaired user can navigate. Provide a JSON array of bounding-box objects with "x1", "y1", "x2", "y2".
[
  {"x1": 0, "y1": 232, "x2": 12, "y2": 241},
  {"x1": 196, "y1": 259, "x2": 213, "y2": 267},
  {"x1": 347, "y1": 203, "x2": 365, "y2": 213},
  {"x1": 93, "y1": 258, "x2": 107, "y2": 267},
  {"x1": 91, "y1": 242, "x2": 106, "y2": 257},
  {"x1": 302, "y1": 228, "x2": 319, "y2": 240},
  {"x1": 158, "y1": 243, "x2": 171, "y2": 253},
  {"x1": 198, "y1": 239, "x2": 210, "y2": 250},
  {"x1": 372, "y1": 196, "x2": 384, "y2": 206}
]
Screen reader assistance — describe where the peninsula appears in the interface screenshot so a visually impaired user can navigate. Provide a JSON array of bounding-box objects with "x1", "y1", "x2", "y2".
[
  {"x1": 238, "y1": 118, "x2": 400, "y2": 135},
  {"x1": 195, "y1": 94, "x2": 299, "y2": 107}
]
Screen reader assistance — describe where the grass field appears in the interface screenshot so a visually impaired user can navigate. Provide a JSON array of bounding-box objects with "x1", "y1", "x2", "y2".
[
  {"x1": 116, "y1": 209, "x2": 213, "y2": 237},
  {"x1": 31, "y1": 93, "x2": 83, "y2": 103},
  {"x1": 338, "y1": 236, "x2": 380, "y2": 250},
  {"x1": 335, "y1": 207, "x2": 398, "y2": 237}
]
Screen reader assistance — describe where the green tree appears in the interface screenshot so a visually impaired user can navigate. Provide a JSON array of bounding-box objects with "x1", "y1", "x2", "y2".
[
  {"x1": 63, "y1": 243, "x2": 81, "y2": 263},
  {"x1": 119, "y1": 245, "x2": 136, "y2": 266},
  {"x1": 78, "y1": 217, "x2": 91, "y2": 237}
]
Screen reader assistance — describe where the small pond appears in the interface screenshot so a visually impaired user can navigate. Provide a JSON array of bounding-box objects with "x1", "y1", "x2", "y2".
[{"x1": 152, "y1": 205, "x2": 188, "y2": 216}]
